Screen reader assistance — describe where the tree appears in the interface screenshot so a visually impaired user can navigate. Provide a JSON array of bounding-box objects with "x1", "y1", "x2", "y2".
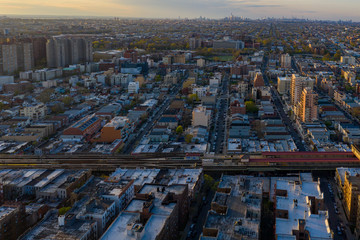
[
  {"x1": 154, "y1": 75, "x2": 162, "y2": 82},
  {"x1": 185, "y1": 134, "x2": 193, "y2": 144},
  {"x1": 176, "y1": 125, "x2": 183, "y2": 135},
  {"x1": 322, "y1": 53, "x2": 331, "y2": 61},
  {"x1": 203, "y1": 174, "x2": 219, "y2": 192},
  {"x1": 324, "y1": 121, "x2": 332, "y2": 128},
  {"x1": 140, "y1": 113, "x2": 148, "y2": 122},
  {"x1": 352, "y1": 108, "x2": 360, "y2": 118},
  {"x1": 38, "y1": 88, "x2": 54, "y2": 103},
  {"x1": 51, "y1": 103, "x2": 64, "y2": 114},
  {"x1": 245, "y1": 101, "x2": 259, "y2": 113},
  {"x1": 187, "y1": 93, "x2": 199, "y2": 104},
  {"x1": 0, "y1": 102, "x2": 9, "y2": 111},
  {"x1": 334, "y1": 50, "x2": 341, "y2": 61},
  {"x1": 58, "y1": 207, "x2": 71, "y2": 216},
  {"x1": 62, "y1": 96, "x2": 74, "y2": 107}
]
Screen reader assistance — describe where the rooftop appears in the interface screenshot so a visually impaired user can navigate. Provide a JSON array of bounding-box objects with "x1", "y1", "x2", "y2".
[
  {"x1": 336, "y1": 167, "x2": 360, "y2": 184},
  {"x1": 202, "y1": 175, "x2": 263, "y2": 240},
  {"x1": 0, "y1": 206, "x2": 17, "y2": 221},
  {"x1": 275, "y1": 176, "x2": 331, "y2": 239},
  {"x1": 21, "y1": 210, "x2": 96, "y2": 240}
]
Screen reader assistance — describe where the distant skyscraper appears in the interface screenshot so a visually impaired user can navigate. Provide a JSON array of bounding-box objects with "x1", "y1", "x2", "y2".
[
  {"x1": 297, "y1": 87, "x2": 318, "y2": 123},
  {"x1": 46, "y1": 36, "x2": 93, "y2": 68},
  {"x1": 290, "y1": 74, "x2": 315, "y2": 105}
]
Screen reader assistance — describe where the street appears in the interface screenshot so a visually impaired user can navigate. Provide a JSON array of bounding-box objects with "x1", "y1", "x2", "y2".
[
  {"x1": 210, "y1": 74, "x2": 229, "y2": 154},
  {"x1": 181, "y1": 189, "x2": 215, "y2": 240},
  {"x1": 319, "y1": 177, "x2": 355, "y2": 240},
  {"x1": 123, "y1": 75, "x2": 187, "y2": 154},
  {"x1": 262, "y1": 57, "x2": 307, "y2": 151}
]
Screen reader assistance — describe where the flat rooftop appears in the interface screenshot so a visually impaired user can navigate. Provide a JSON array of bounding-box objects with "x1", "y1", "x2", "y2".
[
  {"x1": 0, "y1": 206, "x2": 17, "y2": 222},
  {"x1": 275, "y1": 177, "x2": 331, "y2": 239},
  {"x1": 108, "y1": 169, "x2": 160, "y2": 186},
  {"x1": 202, "y1": 175, "x2": 263, "y2": 240},
  {"x1": 21, "y1": 211, "x2": 96, "y2": 240},
  {"x1": 336, "y1": 167, "x2": 360, "y2": 184}
]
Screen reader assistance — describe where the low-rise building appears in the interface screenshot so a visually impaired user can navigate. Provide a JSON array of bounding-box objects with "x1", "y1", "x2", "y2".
[
  {"x1": 274, "y1": 174, "x2": 331, "y2": 239},
  {"x1": 20, "y1": 209, "x2": 98, "y2": 240},
  {"x1": 20, "y1": 103, "x2": 47, "y2": 120},
  {"x1": 192, "y1": 105, "x2": 211, "y2": 128},
  {"x1": 101, "y1": 184, "x2": 189, "y2": 240},
  {"x1": 62, "y1": 114, "x2": 102, "y2": 142},
  {"x1": 93, "y1": 116, "x2": 133, "y2": 143},
  {"x1": 201, "y1": 175, "x2": 263, "y2": 239},
  {"x1": 36, "y1": 170, "x2": 91, "y2": 201},
  {"x1": 128, "y1": 81, "x2": 139, "y2": 94}
]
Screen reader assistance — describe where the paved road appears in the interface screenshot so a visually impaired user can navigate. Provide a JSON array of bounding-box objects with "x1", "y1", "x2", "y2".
[
  {"x1": 182, "y1": 190, "x2": 214, "y2": 240},
  {"x1": 320, "y1": 177, "x2": 355, "y2": 240},
  {"x1": 123, "y1": 75, "x2": 187, "y2": 154},
  {"x1": 210, "y1": 75, "x2": 229, "y2": 154},
  {"x1": 262, "y1": 57, "x2": 307, "y2": 151}
]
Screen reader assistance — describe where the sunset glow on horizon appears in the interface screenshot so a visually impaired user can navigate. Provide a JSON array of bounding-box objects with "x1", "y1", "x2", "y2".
[{"x1": 0, "y1": 0, "x2": 359, "y2": 21}]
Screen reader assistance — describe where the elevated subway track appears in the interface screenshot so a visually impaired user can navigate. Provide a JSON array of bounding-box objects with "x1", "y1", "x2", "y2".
[{"x1": 0, "y1": 151, "x2": 358, "y2": 173}]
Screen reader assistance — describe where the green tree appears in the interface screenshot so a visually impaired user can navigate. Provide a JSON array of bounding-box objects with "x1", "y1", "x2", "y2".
[
  {"x1": 58, "y1": 207, "x2": 71, "y2": 216},
  {"x1": 187, "y1": 93, "x2": 199, "y2": 104},
  {"x1": 334, "y1": 50, "x2": 341, "y2": 61},
  {"x1": 324, "y1": 121, "x2": 332, "y2": 128},
  {"x1": 245, "y1": 101, "x2": 259, "y2": 113},
  {"x1": 51, "y1": 103, "x2": 64, "y2": 114},
  {"x1": 185, "y1": 134, "x2": 193, "y2": 144},
  {"x1": 203, "y1": 174, "x2": 219, "y2": 192},
  {"x1": 154, "y1": 75, "x2": 162, "y2": 82},
  {"x1": 322, "y1": 53, "x2": 331, "y2": 61},
  {"x1": 176, "y1": 125, "x2": 183, "y2": 135},
  {"x1": 62, "y1": 96, "x2": 74, "y2": 107}
]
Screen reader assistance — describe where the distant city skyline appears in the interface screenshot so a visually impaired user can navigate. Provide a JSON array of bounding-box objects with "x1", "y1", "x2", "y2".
[{"x1": 0, "y1": 0, "x2": 359, "y2": 21}]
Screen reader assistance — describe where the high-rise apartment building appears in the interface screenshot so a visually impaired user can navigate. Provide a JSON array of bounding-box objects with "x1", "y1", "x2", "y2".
[
  {"x1": 31, "y1": 37, "x2": 47, "y2": 67},
  {"x1": 277, "y1": 76, "x2": 291, "y2": 95},
  {"x1": 0, "y1": 44, "x2": 17, "y2": 75},
  {"x1": 290, "y1": 74, "x2": 315, "y2": 105},
  {"x1": 297, "y1": 87, "x2": 318, "y2": 123},
  {"x1": 189, "y1": 38, "x2": 202, "y2": 49},
  {"x1": 280, "y1": 53, "x2": 292, "y2": 68},
  {"x1": 0, "y1": 40, "x2": 34, "y2": 75},
  {"x1": 46, "y1": 36, "x2": 93, "y2": 68}
]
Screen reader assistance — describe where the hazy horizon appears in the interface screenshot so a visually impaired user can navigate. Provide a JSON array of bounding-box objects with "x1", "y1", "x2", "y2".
[{"x1": 0, "y1": 0, "x2": 359, "y2": 22}]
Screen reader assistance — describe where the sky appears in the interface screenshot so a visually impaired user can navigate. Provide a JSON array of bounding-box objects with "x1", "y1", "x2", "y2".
[{"x1": 0, "y1": 0, "x2": 359, "y2": 21}]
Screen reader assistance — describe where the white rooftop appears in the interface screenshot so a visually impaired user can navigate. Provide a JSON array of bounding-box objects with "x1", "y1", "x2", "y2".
[{"x1": 275, "y1": 177, "x2": 331, "y2": 239}]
